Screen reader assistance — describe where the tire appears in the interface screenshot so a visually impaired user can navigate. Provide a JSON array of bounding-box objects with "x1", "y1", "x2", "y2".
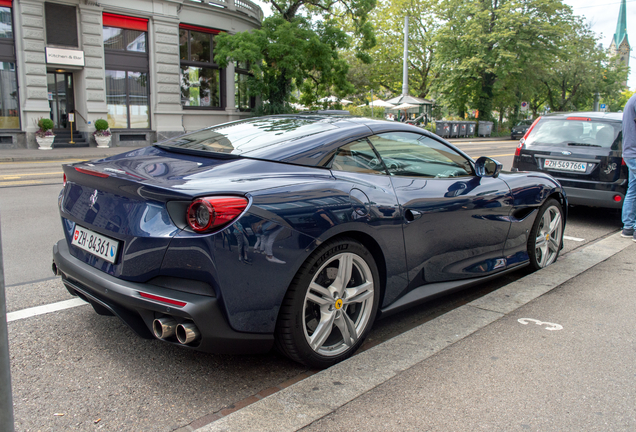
[
  {"x1": 528, "y1": 198, "x2": 564, "y2": 270},
  {"x1": 275, "y1": 238, "x2": 380, "y2": 368}
]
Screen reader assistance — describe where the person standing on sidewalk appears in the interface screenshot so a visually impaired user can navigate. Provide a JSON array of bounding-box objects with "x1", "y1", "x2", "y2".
[{"x1": 621, "y1": 91, "x2": 636, "y2": 241}]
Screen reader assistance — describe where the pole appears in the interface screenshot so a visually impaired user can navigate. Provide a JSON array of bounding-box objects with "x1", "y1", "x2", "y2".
[
  {"x1": 0, "y1": 220, "x2": 15, "y2": 431},
  {"x1": 371, "y1": 89, "x2": 374, "y2": 118},
  {"x1": 593, "y1": 93, "x2": 600, "y2": 112},
  {"x1": 69, "y1": 112, "x2": 75, "y2": 144},
  {"x1": 402, "y1": 15, "x2": 409, "y2": 98}
]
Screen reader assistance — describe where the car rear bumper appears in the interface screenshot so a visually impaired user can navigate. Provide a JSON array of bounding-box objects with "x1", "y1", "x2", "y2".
[
  {"x1": 561, "y1": 186, "x2": 624, "y2": 209},
  {"x1": 52, "y1": 239, "x2": 274, "y2": 354}
]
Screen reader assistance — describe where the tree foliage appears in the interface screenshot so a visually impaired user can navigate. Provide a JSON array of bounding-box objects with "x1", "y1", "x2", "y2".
[{"x1": 214, "y1": 0, "x2": 376, "y2": 113}]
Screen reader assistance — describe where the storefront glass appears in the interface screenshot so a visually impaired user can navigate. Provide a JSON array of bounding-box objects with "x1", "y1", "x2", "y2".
[
  {"x1": 0, "y1": 62, "x2": 18, "y2": 129},
  {"x1": 106, "y1": 70, "x2": 149, "y2": 129},
  {"x1": 180, "y1": 66, "x2": 220, "y2": 107},
  {"x1": 0, "y1": 7, "x2": 12, "y2": 38}
]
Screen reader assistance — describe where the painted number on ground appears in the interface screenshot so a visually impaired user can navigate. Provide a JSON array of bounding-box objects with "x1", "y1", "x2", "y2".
[{"x1": 518, "y1": 318, "x2": 563, "y2": 331}]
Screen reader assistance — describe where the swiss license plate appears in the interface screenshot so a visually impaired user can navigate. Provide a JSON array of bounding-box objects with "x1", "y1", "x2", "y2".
[
  {"x1": 544, "y1": 159, "x2": 587, "y2": 172},
  {"x1": 71, "y1": 225, "x2": 119, "y2": 264}
]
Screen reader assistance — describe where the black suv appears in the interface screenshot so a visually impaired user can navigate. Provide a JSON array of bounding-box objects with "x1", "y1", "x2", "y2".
[
  {"x1": 512, "y1": 112, "x2": 626, "y2": 208},
  {"x1": 511, "y1": 119, "x2": 534, "y2": 140}
]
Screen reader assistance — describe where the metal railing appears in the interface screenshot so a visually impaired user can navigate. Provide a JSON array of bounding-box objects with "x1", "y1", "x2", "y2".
[{"x1": 185, "y1": 0, "x2": 263, "y2": 21}]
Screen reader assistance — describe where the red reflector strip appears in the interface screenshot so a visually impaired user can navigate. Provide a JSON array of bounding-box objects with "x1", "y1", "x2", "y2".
[
  {"x1": 75, "y1": 167, "x2": 110, "y2": 178},
  {"x1": 139, "y1": 292, "x2": 187, "y2": 307},
  {"x1": 566, "y1": 117, "x2": 591, "y2": 121},
  {"x1": 614, "y1": 195, "x2": 623, "y2": 202}
]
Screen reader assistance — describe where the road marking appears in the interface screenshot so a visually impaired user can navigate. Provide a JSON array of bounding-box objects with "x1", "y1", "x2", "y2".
[
  {"x1": 518, "y1": 318, "x2": 563, "y2": 331},
  {"x1": 0, "y1": 171, "x2": 63, "y2": 180},
  {"x1": 0, "y1": 180, "x2": 47, "y2": 187},
  {"x1": 0, "y1": 159, "x2": 85, "y2": 165},
  {"x1": 563, "y1": 235, "x2": 585, "y2": 242},
  {"x1": 6, "y1": 298, "x2": 87, "y2": 322}
]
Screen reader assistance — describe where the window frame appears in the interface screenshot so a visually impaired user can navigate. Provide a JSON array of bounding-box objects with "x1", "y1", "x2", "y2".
[
  {"x1": 235, "y1": 62, "x2": 255, "y2": 111},
  {"x1": 179, "y1": 25, "x2": 225, "y2": 110}
]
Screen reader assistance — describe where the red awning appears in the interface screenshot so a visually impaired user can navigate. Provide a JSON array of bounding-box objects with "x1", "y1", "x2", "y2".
[
  {"x1": 0, "y1": 0, "x2": 12, "y2": 7},
  {"x1": 179, "y1": 24, "x2": 220, "y2": 35},
  {"x1": 103, "y1": 13, "x2": 148, "y2": 32}
]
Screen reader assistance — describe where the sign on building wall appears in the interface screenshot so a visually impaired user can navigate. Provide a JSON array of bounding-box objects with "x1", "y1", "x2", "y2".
[{"x1": 45, "y1": 47, "x2": 85, "y2": 67}]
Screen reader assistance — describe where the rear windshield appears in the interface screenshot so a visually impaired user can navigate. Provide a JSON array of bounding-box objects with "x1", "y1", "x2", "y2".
[
  {"x1": 525, "y1": 118, "x2": 621, "y2": 148},
  {"x1": 155, "y1": 117, "x2": 339, "y2": 156}
]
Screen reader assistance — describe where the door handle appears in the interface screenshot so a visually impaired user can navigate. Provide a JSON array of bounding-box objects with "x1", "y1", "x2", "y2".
[{"x1": 404, "y1": 209, "x2": 423, "y2": 222}]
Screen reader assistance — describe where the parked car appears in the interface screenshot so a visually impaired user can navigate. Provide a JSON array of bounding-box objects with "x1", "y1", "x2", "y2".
[
  {"x1": 53, "y1": 114, "x2": 566, "y2": 368},
  {"x1": 511, "y1": 119, "x2": 534, "y2": 140},
  {"x1": 512, "y1": 112, "x2": 626, "y2": 208}
]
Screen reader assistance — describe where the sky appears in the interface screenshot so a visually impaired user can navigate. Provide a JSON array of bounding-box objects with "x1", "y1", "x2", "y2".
[
  {"x1": 252, "y1": 0, "x2": 635, "y2": 90},
  {"x1": 564, "y1": 0, "x2": 635, "y2": 90}
]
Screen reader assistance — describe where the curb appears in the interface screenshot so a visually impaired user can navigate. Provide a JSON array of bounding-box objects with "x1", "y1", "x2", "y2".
[{"x1": 196, "y1": 232, "x2": 632, "y2": 432}]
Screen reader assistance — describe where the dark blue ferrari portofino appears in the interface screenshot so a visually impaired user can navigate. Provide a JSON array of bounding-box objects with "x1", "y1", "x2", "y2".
[{"x1": 53, "y1": 114, "x2": 566, "y2": 368}]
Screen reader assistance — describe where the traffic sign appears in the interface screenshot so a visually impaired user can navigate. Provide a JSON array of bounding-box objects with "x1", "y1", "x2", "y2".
[{"x1": 600, "y1": 104, "x2": 606, "y2": 109}]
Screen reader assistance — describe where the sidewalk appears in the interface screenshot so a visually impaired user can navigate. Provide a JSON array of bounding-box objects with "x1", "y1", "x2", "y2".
[
  {"x1": 197, "y1": 233, "x2": 636, "y2": 431},
  {"x1": 0, "y1": 145, "x2": 145, "y2": 162}
]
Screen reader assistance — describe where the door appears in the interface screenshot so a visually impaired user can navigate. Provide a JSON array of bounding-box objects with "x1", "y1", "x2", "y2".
[
  {"x1": 47, "y1": 72, "x2": 75, "y2": 130},
  {"x1": 367, "y1": 132, "x2": 513, "y2": 284}
]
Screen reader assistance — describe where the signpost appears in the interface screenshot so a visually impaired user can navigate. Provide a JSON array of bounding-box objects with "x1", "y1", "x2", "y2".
[
  {"x1": 68, "y1": 112, "x2": 75, "y2": 144},
  {"x1": 0, "y1": 223, "x2": 15, "y2": 431}
]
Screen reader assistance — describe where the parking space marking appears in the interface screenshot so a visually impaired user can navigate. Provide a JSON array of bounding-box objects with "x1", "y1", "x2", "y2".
[
  {"x1": 6, "y1": 298, "x2": 87, "y2": 322},
  {"x1": 563, "y1": 235, "x2": 585, "y2": 242},
  {"x1": 518, "y1": 318, "x2": 563, "y2": 331}
]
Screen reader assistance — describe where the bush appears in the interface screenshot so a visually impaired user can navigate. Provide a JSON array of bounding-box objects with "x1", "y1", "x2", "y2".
[
  {"x1": 37, "y1": 118, "x2": 54, "y2": 131},
  {"x1": 94, "y1": 119, "x2": 109, "y2": 131}
]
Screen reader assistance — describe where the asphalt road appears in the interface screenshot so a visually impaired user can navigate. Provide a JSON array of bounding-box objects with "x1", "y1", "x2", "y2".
[{"x1": 1, "y1": 140, "x2": 624, "y2": 431}]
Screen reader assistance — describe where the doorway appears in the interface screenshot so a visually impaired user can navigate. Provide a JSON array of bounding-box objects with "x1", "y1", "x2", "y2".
[{"x1": 47, "y1": 72, "x2": 75, "y2": 130}]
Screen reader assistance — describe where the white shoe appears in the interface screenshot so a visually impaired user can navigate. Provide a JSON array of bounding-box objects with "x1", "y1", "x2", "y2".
[{"x1": 266, "y1": 255, "x2": 286, "y2": 264}]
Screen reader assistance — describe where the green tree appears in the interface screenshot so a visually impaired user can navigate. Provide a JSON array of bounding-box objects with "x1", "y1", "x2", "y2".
[
  {"x1": 345, "y1": 0, "x2": 438, "y2": 99},
  {"x1": 213, "y1": 0, "x2": 376, "y2": 113},
  {"x1": 537, "y1": 20, "x2": 628, "y2": 112},
  {"x1": 434, "y1": 0, "x2": 571, "y2": 120}
]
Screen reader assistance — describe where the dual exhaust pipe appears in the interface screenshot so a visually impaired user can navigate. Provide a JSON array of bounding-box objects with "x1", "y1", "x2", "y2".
[{"x1": 153, "y1": 317, "x2": 200, "y2": 345}]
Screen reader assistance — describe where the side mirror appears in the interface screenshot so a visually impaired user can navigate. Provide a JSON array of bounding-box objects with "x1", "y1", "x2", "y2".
[{"x1": 475, "y1": 157, "x2": 503, "y2": 178}]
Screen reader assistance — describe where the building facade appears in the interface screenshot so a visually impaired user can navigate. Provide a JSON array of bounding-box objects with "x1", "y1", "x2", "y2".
[
  {"x1": 608, "y1": 0, "x2": 630, "y2": 87},
  {"x1": 0, "y1": 0, "x2": 261, "y2": 149}
]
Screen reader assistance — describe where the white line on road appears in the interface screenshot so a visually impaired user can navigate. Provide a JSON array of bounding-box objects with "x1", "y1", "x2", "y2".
[
  {"x1": 563, "y1": 235, "x2": 585, "y2": 242},
  {"x1": 6, "y1": 298, "x2": 88, "y2": 322}
]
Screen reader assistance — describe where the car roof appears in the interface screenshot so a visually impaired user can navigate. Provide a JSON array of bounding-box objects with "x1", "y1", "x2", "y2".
[
  {"x1": 156, "y1": 114, "x2": 458, "y2": 168},
  {"x1": 542, "y1": 111, "x2": 622, "y2": 121}
]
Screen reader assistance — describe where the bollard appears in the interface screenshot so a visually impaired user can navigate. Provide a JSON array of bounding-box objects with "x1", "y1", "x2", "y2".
[{"x1": 0, "y1": 221, "x2": 15, "y2": 431}]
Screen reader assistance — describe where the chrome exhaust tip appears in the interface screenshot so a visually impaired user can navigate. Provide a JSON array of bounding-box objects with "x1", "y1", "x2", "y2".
[
  {"x1": 153, "y1": 317, "x2": 177, "y2": 339},
  {"x1": 176, "y1": 322, "x2": 200, "y2": 345}
]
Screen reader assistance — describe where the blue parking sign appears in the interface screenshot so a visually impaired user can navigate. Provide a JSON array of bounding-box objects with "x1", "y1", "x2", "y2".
[{"x1": 600, "y1": 104, "x2": 606, "y2": 109}]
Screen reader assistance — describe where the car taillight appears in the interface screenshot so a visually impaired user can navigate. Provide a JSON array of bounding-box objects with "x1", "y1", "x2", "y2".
[
  {"x1": 515, "y1": 141, "x2": 524, "y2": 157},
  {"x1": 521, "y1": 116, "x2": 541, "y2": 143},
  {"x1": 63, "y1": 174, "x2": 67, "y2": 186},
  {"x1": 614, "y1": 195, "x2": 623, "y2": 203},
  {"x1": 186, "y1": 196, "x2": 249, "y2": 233},
  {"x1": 75, "y1": 167, "x2": 109, "y2": 178}
]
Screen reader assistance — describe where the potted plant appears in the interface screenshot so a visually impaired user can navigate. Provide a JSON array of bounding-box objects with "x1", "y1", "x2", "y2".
[
  {"x1": 93, "y1": 119, "x2": 112, "y2": 148},
  {"x1": 35, "y1": 118, "x2": 55, "y2": 150}
]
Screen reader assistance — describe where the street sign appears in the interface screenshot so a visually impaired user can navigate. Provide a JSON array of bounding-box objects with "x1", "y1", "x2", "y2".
[
  {"x1": 600, "y1": 104, "x2": 606, "y2": 109},
  {"x1": 521, "y1": 101, "x2": 528, "y2": 112}
]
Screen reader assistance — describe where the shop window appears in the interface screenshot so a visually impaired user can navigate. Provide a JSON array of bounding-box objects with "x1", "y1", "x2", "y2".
[
  {"x1": 45, "y1": 3, "x2": 78, "y2": 47},
  {"x1": 103, "y1": 14, "x2": 149, "y2": 129},
  {"x1": 0, "y1": 5, "x2": 18, "y2": 130},
  {"x1": 105, "y1": 70, "x2": 149, "y2": 129},
  {"x1": 235, "y1": 62, "x2": 255, "y2": 111},
  {"x1": 179, "y1": 25, "x2": 224, "y2": 109}
]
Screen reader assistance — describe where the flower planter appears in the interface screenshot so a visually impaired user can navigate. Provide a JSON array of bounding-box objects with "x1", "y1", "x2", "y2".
[
  {"x1": 36, "y1": 135, "x2": 55, "y2": 150},
  {"x1": 95, "y1": 135, "x2": 111, "y2": 148}
]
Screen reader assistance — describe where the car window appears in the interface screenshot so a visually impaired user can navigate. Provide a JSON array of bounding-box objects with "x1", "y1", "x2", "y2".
[
  {"x1": 329, "y1": 140, "x2": 386, "y2": 175},
  {"x1": 525, "y1": 119, "x2": 621, "y2": 148},
  {"x1": 368, "y1": 132, "x2": 473, "y2": 178}
]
